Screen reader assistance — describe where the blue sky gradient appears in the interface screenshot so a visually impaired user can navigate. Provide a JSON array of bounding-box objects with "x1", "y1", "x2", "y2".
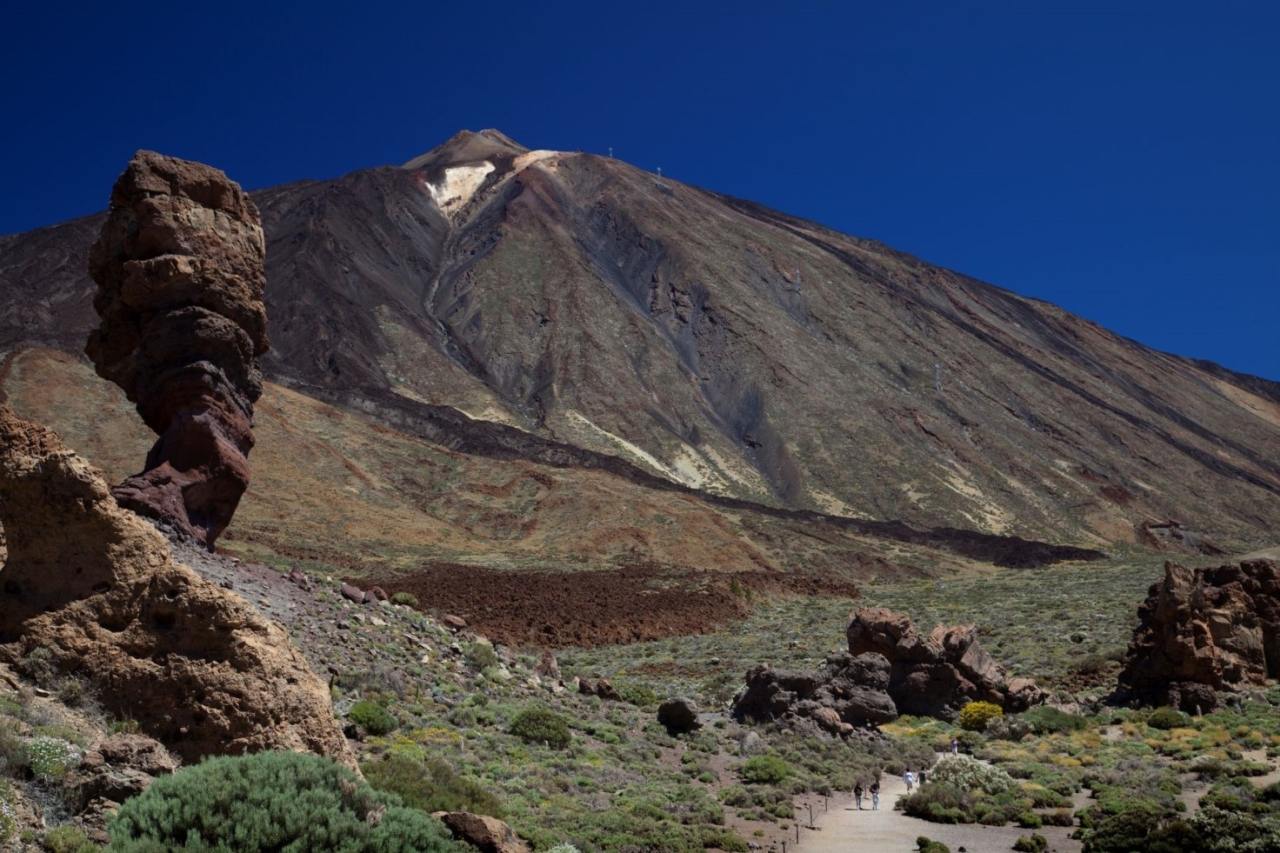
[{"x1": 3, "y1": 1, "x2": 1276, "y2": 377}]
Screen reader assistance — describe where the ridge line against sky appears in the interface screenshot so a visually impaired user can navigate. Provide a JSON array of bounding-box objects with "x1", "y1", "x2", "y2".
[{"x1": 2, "y1": 1, "x2": 1276, "y2": 378}]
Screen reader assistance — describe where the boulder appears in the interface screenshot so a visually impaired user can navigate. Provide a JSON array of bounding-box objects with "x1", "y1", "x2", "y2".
[
  {"x1": 340, "y1": 583, "x2": 365, "y2": 604},
  {"x1": 65, "y1": 734, "x2": 177, "y2": 811},
  {"x1": 0, "y1": 406, "x2": 354, "y2": 767},
  {"x1": 437, "y1": 811, "x2": 530, "y2": 853},
  {"x1": 86, "y1": 150, "x2": 269, "y2": 548},
  {"x1": 657, "y1": 697, "x2": 701, "y2": 735},
  {"x1": 732, "y1": 659, "x2": 897, "y2": 732},
  {"x1": 534, "y1": 649, "x2": 561, "y2": 682},
  {"x1": 1116, "y1": 560, "x2": 1280, "y2": 712}
]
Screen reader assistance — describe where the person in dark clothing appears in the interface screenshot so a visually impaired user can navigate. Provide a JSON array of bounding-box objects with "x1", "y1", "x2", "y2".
[
  {"x1": 870, "y1": 780, "x2": 881, "y2": 810},
  {"x1": 853, "y1": 782, "x2": 864, "y2": 810}
]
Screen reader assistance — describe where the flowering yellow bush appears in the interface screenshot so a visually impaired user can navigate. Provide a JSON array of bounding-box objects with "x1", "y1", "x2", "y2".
[{"x1": 958, "y1": 700, "x2": 1004, "y2": 732}]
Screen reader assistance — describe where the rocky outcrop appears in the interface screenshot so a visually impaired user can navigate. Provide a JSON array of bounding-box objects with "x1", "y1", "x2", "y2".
[
  {"x1": 437, "y1": 812, "x2": 531, "y2": 853},
  {"x1": 86, "y1": 150, "x2": 268, "y2": 548},
  {"x1": 847, "y1": 607, "x2": 1045, "y2": 719},
  {"x1": 1116, "y1": 560, "x2": 1280, "y2": 712},
  {"x1": 732, "y1": 653, "x2": 898, "y2": 735},
  {"x1": 657, "y1": 697, "x2": 701, "y2": 735},
  {"x1": 0, "y1": 405, "x2": 353, "y2": 766},
  {"x1": 733, "y1": 608, "x2": 1043, "y2": 730}
]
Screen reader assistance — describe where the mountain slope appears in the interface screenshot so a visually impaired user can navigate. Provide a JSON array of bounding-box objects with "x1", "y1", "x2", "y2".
[{"x1": 2, "y1": 129, "x2": 1278, "y2": 550}]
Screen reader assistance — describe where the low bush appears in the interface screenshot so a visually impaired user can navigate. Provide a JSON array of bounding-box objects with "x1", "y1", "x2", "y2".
[
  {"x1": 1013, "y1": 832, "x2": 1047, "y2": 852},
  {"x1": 509, "y1": 706, "x2": 571, "y2": 749},
  {"x1": 390, "y1": 591, "x2": 418, "y2": 607},
  {"x1": 1020, "y1": 705, "x2": 1088, "y2": 735},
  {"x1": 41, "y1": 825, "x2": 98, "y2": 852},
  {"x1": 363, "y1": 753, "x2": 503, "y2": 817},
  {"x1": 1147, "y1": 707, "x2": 1188, "y2": 730},
  {"x1": 916, "y1": 836, "x2": 950, "y2": 853},
  {"x1": 107, "y1": 751, "x2": 459, "y2": 851},
  {"x1": 958, "y1": 701, "x2": 1004, "y2": 732},
  {"x1": 901, "y1": 783, "x2": 972, "y2": 823},
  {"x1": 348, "y1": 699, "x2": 398, "y2": 736},
  {"x1": 740, "y1": 755, "x2": 791, "y2": 785},
  {"x1": 930, "y1": 755, "x2": 1016, "y2": 795}
]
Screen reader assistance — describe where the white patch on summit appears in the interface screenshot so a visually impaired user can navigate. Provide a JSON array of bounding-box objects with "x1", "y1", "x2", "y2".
[
  {"x1": 513, "y1": 150, "x2": 560, "y2": 172},
  {"x1": 425, "y1": 162, "x2": 496, "y2": 217}
]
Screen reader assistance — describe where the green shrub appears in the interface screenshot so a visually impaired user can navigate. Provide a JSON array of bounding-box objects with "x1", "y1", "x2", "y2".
[
  {"x1": 348, "y1": 699, "x2": 398, "y2": 736},
  {"x1": 958, "y1": 701, "x2": 1004, "y2": 732},
  {"x1": 901, "y1": 783, "x2": 972, "y2": 823},
  {"x1": 1147, "y1": 707, "x2": 1188, "y2": 730},
  {"x1": 1020, "y1": 705, "x2": 1088, "y2": 734},
  {"x1": 0, "y1": 783, "x2": 15, "y2": 845},
  {"x1": 107, "y1": 751, "x2": 459, "y2": 852},
  {"x1": 508, "y1": 706, "x2": 571, "y2": 749},
  {"x1": 615, "y1": 682, "x2": 659, "y2": 708},
  {"x1": 464, "y1": 641, "x2": 500, "y2": 671},
  {"x1": 363, "y1": 753, "x2": 503, "y2": 817},
  {"x1": 739, "y1": 755, "x2": 791, "y2": 785},
  {"x1": 390, "y1": 592, "x2": 418, "y2": 607},
  {"x1": 916, "y1": 834, "x2": 951, "y2": 852},
  {"x1": 1013, "y1": 832, "x2": 1047, "y2": 852},
  {"x1": 41, "y1": 825, "x2": 98, "y2": 852}
]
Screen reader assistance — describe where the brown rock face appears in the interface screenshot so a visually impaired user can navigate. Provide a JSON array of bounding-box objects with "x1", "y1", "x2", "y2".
[
  {"x1": 0, "y1": 405, "x2": 352, "y2": 766},
  {"x1": 846, "y1": 607, "x2": 1045, "y2": 719},
  {"x1": 86, "y1": 150, "x2": 268, "y2": 548},
  {"x1": 437, "y1": 812, "x2": 531, "y2": 853},
  {"x1": 1117, "y1": 560, "x2": 1280, "y2": 712}
]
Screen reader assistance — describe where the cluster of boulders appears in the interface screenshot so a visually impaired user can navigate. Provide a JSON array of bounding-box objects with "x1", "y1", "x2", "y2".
[
  {"x1": 341, "y1": 581, "x2": 389, "y2": 605},
  {"x1": 1116, "y1": 559, "x2": 1279, "y2": 712},
  {"x1": 85, "y1": 150, "x2": 269, "y2": 549},
  {"x1": 733, "y1": 607, "x2": 1044, "y2": 734}
]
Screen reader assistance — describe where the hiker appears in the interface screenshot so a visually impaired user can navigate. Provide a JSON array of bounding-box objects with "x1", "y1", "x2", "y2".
[
  {"x1": 853, "y1": 781, "x2": 864, "y2": 810},
  {"x1": 870, "y1": 780, "x2": 881, "y2": 810},
  {"x1": 950, "y1": 737, "x2": 959, "y2": 755},
  {"x1": 903, "y1": 769, "x2": 916, "y2": 793}
]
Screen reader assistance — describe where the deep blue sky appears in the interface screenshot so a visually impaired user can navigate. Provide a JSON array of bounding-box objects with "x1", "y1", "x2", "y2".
[{"x1": 3, "y1": 2, "x2": 1276, "y2": 378}]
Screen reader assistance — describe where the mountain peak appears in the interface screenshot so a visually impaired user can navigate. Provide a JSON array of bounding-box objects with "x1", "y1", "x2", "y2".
[{"x1": 403, "y1": 128, "x2": 528, "y2": 171}]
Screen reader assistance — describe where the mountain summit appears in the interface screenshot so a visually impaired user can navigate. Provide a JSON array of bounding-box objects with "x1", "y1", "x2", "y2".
[{"x1": 1, "y1": 130, "x2": 1277, "y2": 562}]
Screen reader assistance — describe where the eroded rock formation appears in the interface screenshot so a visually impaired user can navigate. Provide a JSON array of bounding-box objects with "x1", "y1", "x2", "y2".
[
  {"x1": 733, "y1": 607, "x2": 1043, "y2": 731},
  {"x1": 0, "y1": 405, "x2": 352, "y2": 766},
  {"x1": 86, "y1": 150, "x2": 268, "y2": 548},
  {"x1": 847, "y1": 607, "x2": 1045, "y2": 719},
  {"x1": 1116, "y1": 559, "x2": 1280, "y2": 712}
]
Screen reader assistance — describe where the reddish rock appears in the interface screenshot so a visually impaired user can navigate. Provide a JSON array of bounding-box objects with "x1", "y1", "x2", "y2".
[
  {"x1": 578, "y1": 677, "x2": 622, "y2": 701},
  {"x1": 437, "y1": 811, "x2": 530, "y2": 853},
  {"x1": 1117, "y1": 559, "x2": 1280, "y2": 712},
  {"x1": 86, "y1": 150, "x2": 269, "y2": 548},
  {"x1": 364, "y1": 586, "x2": 389, "y2": 604},
  {"x1": 443, "y1": 614, "x2": 468, "y2": 630},
  {"x1": 534, "y1": 649, "x2": 561, "y2": 682},
  {"x1": 340, "y1": 583, "x2": 365, "y2": 604}
]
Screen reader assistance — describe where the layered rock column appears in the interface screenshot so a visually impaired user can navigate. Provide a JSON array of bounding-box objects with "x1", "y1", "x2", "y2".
[{"x1": 86, "y1": 150, "x2": 269, "y2": 548}]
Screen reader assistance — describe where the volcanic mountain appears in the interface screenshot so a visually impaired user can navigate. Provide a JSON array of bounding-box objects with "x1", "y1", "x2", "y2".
[{"x1": 2, "y1": 129, "x2": 1278, "y2": 583}]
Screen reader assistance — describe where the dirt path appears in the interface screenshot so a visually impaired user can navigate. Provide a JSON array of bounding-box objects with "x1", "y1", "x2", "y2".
[{"x1": 796, "y1": 758, "x2": 1082, "y2": 853}]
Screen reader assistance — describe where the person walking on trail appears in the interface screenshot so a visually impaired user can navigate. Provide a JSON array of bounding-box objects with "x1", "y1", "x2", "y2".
[
  {"x1": 853, "y1": 782, "x2": 864, "y2": 810},
  {"x1": 903, "y1": 770, "x2": 916, "y2": 793},
  {"x1": 870, "y1": 780, "x2": 881, "y2": 810},
  {"x1": 951, "y1": 737, "x2": 960, "y2": 755}
]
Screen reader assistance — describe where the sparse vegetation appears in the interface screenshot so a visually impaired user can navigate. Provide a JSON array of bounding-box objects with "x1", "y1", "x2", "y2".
[{"x1": 508, "y1": 705, "x2": 572, "y2": 749}]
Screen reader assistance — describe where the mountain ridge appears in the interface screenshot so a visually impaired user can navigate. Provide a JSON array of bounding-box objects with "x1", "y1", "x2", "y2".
[{"x1": 2, "y1": 131, "x2": 1278, "y2": 555}]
